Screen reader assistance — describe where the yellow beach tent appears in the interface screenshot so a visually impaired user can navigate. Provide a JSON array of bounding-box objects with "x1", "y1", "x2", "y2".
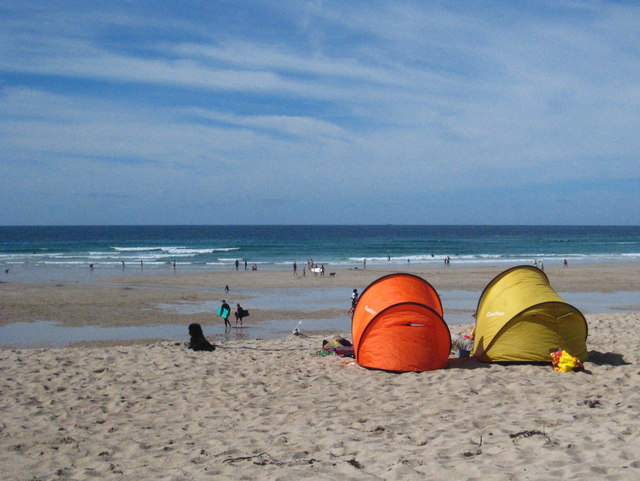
[{"x1": 472, "y1": 265, "x2": 588, "y2": 362}]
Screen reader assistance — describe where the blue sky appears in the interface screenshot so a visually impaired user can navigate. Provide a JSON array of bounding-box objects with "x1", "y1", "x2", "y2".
[{"x1": 1, "y1": 0, "x2": 639, "y2": 225}]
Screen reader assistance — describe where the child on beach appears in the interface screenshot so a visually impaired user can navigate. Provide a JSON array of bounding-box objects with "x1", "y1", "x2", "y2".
[{"x1": 348, "y1": 289, "x2": 359, "y2": 314}]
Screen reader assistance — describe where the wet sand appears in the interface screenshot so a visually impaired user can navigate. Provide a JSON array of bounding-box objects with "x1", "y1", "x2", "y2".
[{"x1": 1, "y1": 263, "x2": 638, "y2": 331}]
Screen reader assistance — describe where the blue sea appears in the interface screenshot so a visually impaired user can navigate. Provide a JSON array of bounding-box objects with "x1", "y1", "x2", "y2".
[{"x1": 1, "y1": 225, "x2": 639, "y2": 281}]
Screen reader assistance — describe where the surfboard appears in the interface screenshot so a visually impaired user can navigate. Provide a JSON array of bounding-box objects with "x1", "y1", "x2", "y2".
[
  {"x1": 217, "y1": 306, "x2": 230, "y2": 318},
  {"x1": 240, "y1": 309, "x2": 250, "y2": 317}
]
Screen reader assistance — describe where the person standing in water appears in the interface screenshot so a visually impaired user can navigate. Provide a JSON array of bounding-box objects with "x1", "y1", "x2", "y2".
[
  {"x1": 235, "y1": 303, "x2": 246, "y2": 327},
  {"x1": 220, "y1": 300, "x2": 231, "y2": 330}
]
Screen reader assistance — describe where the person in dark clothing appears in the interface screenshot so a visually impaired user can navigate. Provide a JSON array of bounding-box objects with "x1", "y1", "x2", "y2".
[
  {"x1": 235, "y1": 303, "x2": 247, "y2": 327},
  {"x1": 187, "y1": 323, "x2": 216, "y2": 351},
  {"x1": 220, "y1": 300, "x2": 231, "y2": 329}
]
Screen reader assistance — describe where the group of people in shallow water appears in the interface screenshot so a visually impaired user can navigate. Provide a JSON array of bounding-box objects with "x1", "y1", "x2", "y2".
[
  {"x1": 189, "y1": 286, "x2": 479, "y2": 358},
  {"x1": 187, "y1": 297, "x2": 248, "y2": 350},
  {"x1": 234, "y1": 259, "x2": 258, "y2": 271},
  {"x1": 218, "y1": 299, "x2": 247, "y2": 330},
  {"x1": 190, "y1": 285, "x2": 363, "y2": 352}
]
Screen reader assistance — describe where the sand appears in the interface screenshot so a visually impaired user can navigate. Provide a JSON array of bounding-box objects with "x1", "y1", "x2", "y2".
[
  {"x1": 1, "y1": 263, "x2": 640, "y2": 480},
  {"x1": 1, "y1": 263, "x2": 639, "y2": 328}
]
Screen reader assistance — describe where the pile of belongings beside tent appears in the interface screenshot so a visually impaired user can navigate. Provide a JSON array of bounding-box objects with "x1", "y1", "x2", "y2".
[
  {"x1": 550, "y1": 349, "x2": 584, "y2": 372},
  {"x1": 318, "y1": 337, "x2": 354, "y2": 357},
  {"x1": 345, "y1": 266, "x2": 588, "y2": 373}
]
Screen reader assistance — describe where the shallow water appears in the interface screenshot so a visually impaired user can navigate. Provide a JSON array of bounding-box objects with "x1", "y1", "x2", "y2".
[
  {"x1": 0, "y1": 288, "x2": 637, "y2": 348},
  {"x1": 0, "y1": 317, "x2": 351, "y2": 349},
  {"x1": 156, "y1": 287, "x2": 348, "y2": 314}
]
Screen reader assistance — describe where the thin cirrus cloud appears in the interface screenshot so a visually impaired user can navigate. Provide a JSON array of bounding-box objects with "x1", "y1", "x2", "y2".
[{"x1": 0, "y1": 1, "x2": 639, "y2": 225}]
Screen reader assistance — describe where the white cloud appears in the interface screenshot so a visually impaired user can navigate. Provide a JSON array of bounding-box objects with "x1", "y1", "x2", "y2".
[{"x1": 1, "y1": 1, "x2": 639, "y2": 224}]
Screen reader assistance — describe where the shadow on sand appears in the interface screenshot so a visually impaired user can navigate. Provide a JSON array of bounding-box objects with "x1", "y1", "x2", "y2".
[
  {"x1": 446, "y1": 357, "x2": 491, "y2": 370},
  {"x1": 587, "y1": 350, "x2": 630, "y2": 366}
]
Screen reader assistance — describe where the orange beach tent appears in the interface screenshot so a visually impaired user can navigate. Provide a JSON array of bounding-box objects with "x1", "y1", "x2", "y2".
[
  {"x1": 351, "y1": 273, "x2": 451, "y2": 372},
  {"x1": 472, "y1": 265, "x2": 588, "y2": 362}
]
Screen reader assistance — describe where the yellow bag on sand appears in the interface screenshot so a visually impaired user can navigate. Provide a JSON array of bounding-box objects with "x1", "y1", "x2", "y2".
[{"x1": 550, "y1": 349, "x2": 583, "y2": 372}]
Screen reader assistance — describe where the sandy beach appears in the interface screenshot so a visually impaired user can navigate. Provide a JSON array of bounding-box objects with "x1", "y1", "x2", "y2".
[
  {"x1": 3, "y1": 0, "x2": 640, "y2": 477},
  {"x1": 1, "y1": 263, "x2": 639, "y2": 480}
]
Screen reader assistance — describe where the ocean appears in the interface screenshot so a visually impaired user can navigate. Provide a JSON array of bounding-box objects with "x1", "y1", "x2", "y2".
[{"x1": 1, "y1": 225, "x2": 639, "y2": 282}]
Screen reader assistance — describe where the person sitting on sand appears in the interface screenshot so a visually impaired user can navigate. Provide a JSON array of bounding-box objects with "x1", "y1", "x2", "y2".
[
  {"x1": 451, "y1": 326, "x2": 475, "y2": 353},
  {"x1": 187, "y1": 323, "x2": 216, "y2": 351}
]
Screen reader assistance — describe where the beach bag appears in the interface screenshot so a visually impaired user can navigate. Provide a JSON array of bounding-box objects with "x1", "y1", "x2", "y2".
[
  {"x1": 319, "y1": 338, "x2": 355, "y2": 357},
  {"x1": 550, "y1": 349, "x2": 583, "y2": 372},
  {"x1": 323, "y1": 337, "x2": 352, "y2": 348},
  {"x1": 334, "y1": 346, "x2": 355, "y2": 358}
]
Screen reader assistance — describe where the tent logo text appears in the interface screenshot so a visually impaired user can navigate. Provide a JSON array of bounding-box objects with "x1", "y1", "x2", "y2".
[{"x1": 486, "y1": 311, "x2": 505, "y2": 317}]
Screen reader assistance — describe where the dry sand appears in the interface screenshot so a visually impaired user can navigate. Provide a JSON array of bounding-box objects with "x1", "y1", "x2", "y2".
[
  {"x1": 0, "y1": 314, "x2": 639, "y2": 480},
  {"x1": 1, "y1": 263, "x2": 639, "y2": 480}
]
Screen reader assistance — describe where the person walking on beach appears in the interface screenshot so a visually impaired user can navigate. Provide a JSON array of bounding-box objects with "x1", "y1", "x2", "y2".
[
  {"x1": 235, "y1": 259, "x2": 239, "y2": 271},
  {"x1": 349, "y1": 288, "x2": 359, "y2": 314},
  {"x1": 564, "y1": 258, "x2": 569, "y2": 268},
  {"x1": 235, "y1": 303, "x2": 246, "y2": 327},
  {"x1": 293, "y1": 261, "x2": 297, "y2": 276},
  {"x1": 220, "y1": 300, "x2": 231, "y2": 330}
]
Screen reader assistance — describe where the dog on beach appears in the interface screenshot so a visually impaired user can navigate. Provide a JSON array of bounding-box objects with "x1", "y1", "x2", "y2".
[
  {"x1": 187, "y1": 323, "x2": 216, "y2": 351},
  {"x1": 329, "y1": 272, "x2": 336, "y2": 277}
]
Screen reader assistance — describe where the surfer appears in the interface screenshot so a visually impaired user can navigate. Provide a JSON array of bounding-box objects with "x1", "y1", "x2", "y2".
[
  {"x1": 220, "y1": 300, "x2": 231, "y2": 330},
  {"x1": 235, "y1": 303, "x2": 247, "y2": 327}
]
